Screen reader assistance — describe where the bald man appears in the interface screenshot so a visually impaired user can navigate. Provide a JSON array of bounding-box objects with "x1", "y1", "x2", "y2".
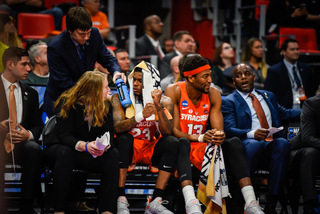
[
  {"x1": 222, "y1": 64, "x2": 300, "y2": 214},
  {"x1": 160, "y1": 55, "x2": 180, "y2": 91},
  {"x1": 135, "y1": 15, "x2": 164, "y2": 66}
]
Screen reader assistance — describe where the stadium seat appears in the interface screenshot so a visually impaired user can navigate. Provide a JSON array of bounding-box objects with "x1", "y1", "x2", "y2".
[
  {"x1": 44, "y1": 0, "x2": 79, "y2": 10},
  {"x1": 255, "y1": 0, "x2": 270, "y2": 20},
  {"x1": 17, "y1": 13, "x2": 55, "y2": 41},
  {"x1": 279, "y1": 27, "x2": 320, "y2": 53}
]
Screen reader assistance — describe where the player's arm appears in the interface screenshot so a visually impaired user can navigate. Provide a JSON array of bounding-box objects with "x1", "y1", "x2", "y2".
[
  {"x1": 208, "y1": 87, "x2": 226, "y2": 145},
  {"x1": 157, "y1": 95, "x2": 173, "y2": 135},
  {"x1": 111, "y1": 94, "x2": 137, "y2": 134},
  {"x1": 165, "y1": 84, "x2": 198, "y2": 141}
]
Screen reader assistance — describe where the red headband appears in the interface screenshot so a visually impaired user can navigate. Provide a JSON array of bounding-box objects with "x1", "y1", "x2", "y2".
[{"x1": 183, "y1": 64, "x2": 211, "y2": 76}]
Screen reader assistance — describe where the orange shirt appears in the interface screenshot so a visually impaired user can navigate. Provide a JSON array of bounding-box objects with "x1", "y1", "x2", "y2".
[
  {"x1": 129, "y1": 119, "x2": 158, "y2": 141},
  {"x1": 176, "y1": 81, "x2": 210, "y2": 135},
  {"x1": 91, "y1": 11, "x2": 109, "y2": 30}
]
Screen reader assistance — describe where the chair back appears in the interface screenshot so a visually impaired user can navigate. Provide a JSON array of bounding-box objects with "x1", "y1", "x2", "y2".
[
  {"x1": 279, "y1": 28, "x2": 319, "y2": 53},
  {"x1": 42, "y1": 115, "x2": 58, "y2": 147},
  {"x1": 17, "y1": 13, "x2": 55, "y2": 41}
]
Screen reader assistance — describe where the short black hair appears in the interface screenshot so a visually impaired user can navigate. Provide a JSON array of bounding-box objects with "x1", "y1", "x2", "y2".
[
  {"x1": 182, "y1": 54, "x2": 208, "y2": 80},
  {"x1": 114, "y1": 48, "x2": 128, "y2": 56},
  {"x1": 281, "y1": 38, "x2": 298, "y2": 51},
  {"x1": 173, "y1": 31, "x2": 191, "y2": 44},
  {"x1": 3, "y1": 47, "x2": 28, "y2": 69},
  {"x1": 66, "y1": 7, "x2": 92, "y2": 32}
]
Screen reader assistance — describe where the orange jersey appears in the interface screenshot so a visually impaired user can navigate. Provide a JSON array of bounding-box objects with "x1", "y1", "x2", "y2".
[
  {"x1": 129, "y1": 119, "x2": 158, "y2": 141},
  {"x1": 176, "y1": 81, "x2": 211, "y2": 170},
  {"x1": 176, "y1": 81, "x2": 210, "y2": 135}
]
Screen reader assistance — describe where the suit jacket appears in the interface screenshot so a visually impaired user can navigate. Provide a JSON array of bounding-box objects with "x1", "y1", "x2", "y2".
[
  {"x1": 0, "y1": 76, "x2": 43, "y2": 151},
  {"x1": 50, "y1": 102, "x2": 114, "y2": 149},
  {"x1": 44, "y1": 28, "x2": 120, "y2": 115},
  {"x1": 264, "y1": 60, "x2": 316, "y2": 109},
  {"x1": 135, "y1": 34, "x2": 162, "y2": 70},
  {"x1": 222, "y1": 89, "x2": 301, "y2": 140},
  {"x1": 291, "y1": 95, "x2": 320, "y2": 150},
  {"x1": 160, "y1": 51, "x2": 178, "y2": 80}
]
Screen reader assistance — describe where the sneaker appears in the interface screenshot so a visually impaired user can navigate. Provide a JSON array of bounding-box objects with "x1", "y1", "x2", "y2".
[
  {"x1": 185, "y1": 199, "x2": 202, "y2": 214},
  {"x1": 244, "y1": 200, "x2": 264, "y2": 214},
  {"x1": 117, "y1": 196, "x2": 130, "y2": 214},
  {"x1": 145, "y1": 196, "x2": 173, "y2": 214}
]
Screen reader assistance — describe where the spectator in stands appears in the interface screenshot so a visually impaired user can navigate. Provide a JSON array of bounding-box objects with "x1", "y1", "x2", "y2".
[
  {"x1": 165, "y1": 56, "x2": 264, "y2": 214},
  {"x1": 0, "y1": 0, "x2": 63, "y2": 30},
  {"x1": 160, "y1": 55, "x2": 180, "y2": 92},
  {"x1": 266, "y1": 0, "x2": 320, "y2": 37},
  {"x1": 112, "y1": 61, "x2": 179, "y2": 214},
  {"x1": 160, "y1": 31, "x2": 194, "y2": 79},
  {"x1": 115, "y1": 49, "x2": 130, "y2": 76},
  {"x1": 222, "y1": 64, "x2": 301, "y2": 214},
  {"x1": 211, "y1": 42, "x2": 235, "y2": 92},
  {"x1": 22, "y1": 41, "x2": 49, "y2": 85},
  {"x1": 43, "y1": 7, "x2": 122, "y2": 118},
  {"x1": 135, "y1": 15, "x2": 164, "y2": 68},
  {"x1": 83, "y1": 0, "x2": 110, "y2": 40},
  {"x1": 162, "y1": 37, "x2": 174, "y2": 54},
  {"x1": 0, "y1": 13, "x2": 22, "y2": 48},
  {"x1": 264, "y1": 38, "x2": 316, "y2": 109},
  {"x1": 0, "y1": 47, "x2": 43, "y2": 214},
  {"x1": 44, "y1": 71, "x2": 119, "y2": 214},
  {"x1": 242, "y1": 38, "x2": 268, "y2": 89},
  {"x1": 289, "y1": 95, "x2": 320, "y2": 214},
  {"x1": 0, "y1": 21, "x2": 8, "y2": 73}
]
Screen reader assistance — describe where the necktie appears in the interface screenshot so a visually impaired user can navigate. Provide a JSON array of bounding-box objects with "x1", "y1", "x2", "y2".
[
  {"x1": 248, "y1": 93, "x2": 273, "y2": 141},
  {"x1": 78, "y1": 44, "x2": 85, "y2": 62},
  {"x1": 292, "y1": 66, "x2": 301, "y2": 88},
  {"x1": 156, "y1": 46, "x2": 163, "y2": 60},
  {"x1": 4, "y1": 84, "x2": 17, "y2": 153}
]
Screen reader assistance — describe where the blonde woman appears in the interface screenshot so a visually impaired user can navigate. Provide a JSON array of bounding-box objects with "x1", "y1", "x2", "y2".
[
  {"x1": 0, "y1": 14, "x2": 22, "y2": 48},
  {"x1": 44, "y1": 71, "x2": 119, "y2": 214},
  {"x1": 242, "y1": 38, "x2": 268, "y2": 89}
]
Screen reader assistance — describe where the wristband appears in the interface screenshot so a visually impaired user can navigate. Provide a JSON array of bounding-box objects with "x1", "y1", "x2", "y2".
[
  {"x1": 198, "y1": 134, "x2": 204, "y2": 142},
  {"x1": 135, "y1": 112, "x2": 144, "y2": 123},
  {"x1": 85, "y1": 142, "x2": 89, "y2": 153},
  {"x1": 28, "y1": 131, "x2": 31, "y2": 141}
]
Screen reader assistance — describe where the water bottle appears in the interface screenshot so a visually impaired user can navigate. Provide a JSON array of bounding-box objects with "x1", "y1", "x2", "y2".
[{"x1": 116, "y1": 77, "x2": 131, "y2": 108}]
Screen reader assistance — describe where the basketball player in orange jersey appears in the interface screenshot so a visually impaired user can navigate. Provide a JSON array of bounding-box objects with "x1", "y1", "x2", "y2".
[
  {"x1": 165, "y1": 54, "x2": 264, "y2": 214},
  {"x1": 111, "y1": 62, "x2": 179, "y2": 214}
]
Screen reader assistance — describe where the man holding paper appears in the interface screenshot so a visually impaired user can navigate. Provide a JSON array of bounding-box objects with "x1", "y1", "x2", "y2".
[{"x1": 222, "y1": 64, "x2": 300, "y2": 214}]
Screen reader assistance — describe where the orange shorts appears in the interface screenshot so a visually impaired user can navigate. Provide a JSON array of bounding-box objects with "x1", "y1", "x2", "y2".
[
  {"x1": 190, "y1": 142, "x2": 206, "y2": 170},
  {"x1": 128, "y1": 138, "x2": 159, "y2": 173}
]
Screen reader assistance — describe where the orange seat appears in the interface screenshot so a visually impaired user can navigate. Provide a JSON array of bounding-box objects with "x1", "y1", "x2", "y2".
[
  {"x1": 17, "y1": 13, "x2": 55, "y2": 41},
  {"x1": 61, "y1": 15, "x2": 66, "y2": 31},
  {"x1": 44, "y1": 0, "x2": 79, "y2": 10},
  {"x1": 279, "y1": 27, "x2": 320, "y2": 53},
  {"x1": 255, "y1": 0, "x2": 270, "y2": 20}
]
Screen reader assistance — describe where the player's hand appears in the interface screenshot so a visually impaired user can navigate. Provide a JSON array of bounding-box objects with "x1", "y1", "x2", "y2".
[
  {"x1": 113, "y1": 72, "x2": 126, "y2": 84},
  {"x1": 142, "y1": 103, "x2": 156, "y2": 118},
  {"x1": 87, "y1": 141, "x2": 104, "y2": 156},
  {"x1": 151, "y1": 89, "x2": 162, "y2": 110},
  {"x1": 212, "y1": 130, "x2": 225, "y2": 145},
  {"x1": 0, "y1": 119, "x2": 10, "y2": 132},
  {"x1": 254, "y1": 128, "x2": 269, "y2": 141},
  {"x1": 6, "y1": 124, "x2": 29, "y2": 144}
]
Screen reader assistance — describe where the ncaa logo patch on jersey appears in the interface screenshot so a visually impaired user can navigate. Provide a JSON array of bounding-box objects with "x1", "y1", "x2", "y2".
[
  {"x1": 182, "y1": 100, "x2": 188, "y2": 107},
  {"x1": 204, "y1": 109, "x2": 209, "y2": 114}
]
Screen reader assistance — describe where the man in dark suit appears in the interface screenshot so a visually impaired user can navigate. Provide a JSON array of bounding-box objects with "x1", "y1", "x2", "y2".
[
  {"x1": 222, "y1": 64, "x2": 300, "y2": 214},
  {"x1": 289, "y1": 95, "x2": 320, "y2": 214},
  {"x1": 0, "y1": 47, "x2": 43, "y2": 214},
  {"x1": 160, "y1": 31, "x2": 194, "y2": 80},
  {"x1": 43, "y1": 7, "x2": 122, "y2": 118},
  {"x1": 264, "y1": 38, "x2": 316, "y2": 109},
  {"x1": 135, "y1": 15, "x2": 164, "y2": 68}
]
